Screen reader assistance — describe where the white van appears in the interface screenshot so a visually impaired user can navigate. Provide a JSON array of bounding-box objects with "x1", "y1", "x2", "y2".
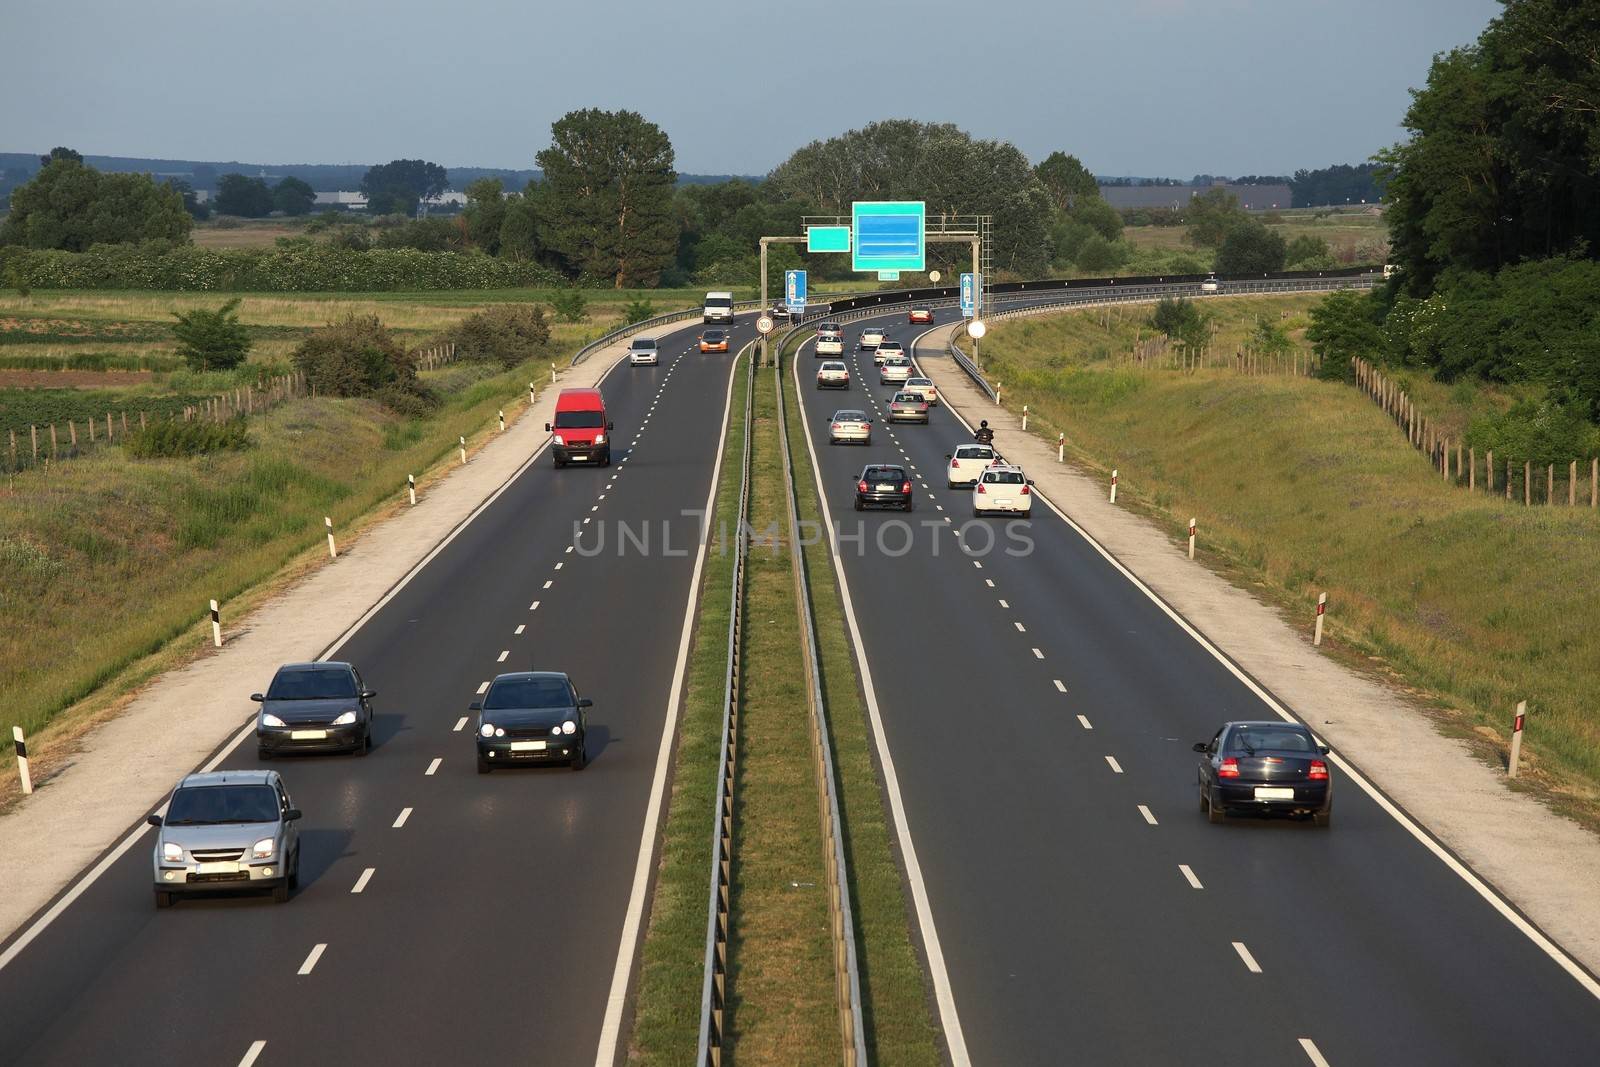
[{"x1": 704, "y1": 291, "x2": 734, "y2": 325}]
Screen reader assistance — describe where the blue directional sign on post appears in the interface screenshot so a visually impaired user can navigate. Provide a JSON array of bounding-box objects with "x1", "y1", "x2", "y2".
[
  {"x1": 852, "y1": 201, "x2": 926, "y2": 273},
  {"x1": 785, "y1": 269, "x2": 807, "y2": 314},
  {"x1": 960, "y1": 272, "x2": 982, "y2": 318}
]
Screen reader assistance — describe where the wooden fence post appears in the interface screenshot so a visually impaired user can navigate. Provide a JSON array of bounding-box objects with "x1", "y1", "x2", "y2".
[
  {"x1": 88, "y1": 417, "x2": 96, "y2": 442},
  {"x1": 50, "y1": 424, "x2": 58, "y2": 458},
  {"x1": 69, "y1": 420, "x2": 77, "y2": 446},
  {"x1": 121, "y1": 412, "x2": 128, "y2": 435},
  {"x1": 1524, "y1": 461, "x2": 1532, "y2": 506},
  {"x1": 31, "y1": 425, "x2": 38, "y2": 461},
  {"x1": 140, "y1": 411, "x2": 146, "y2": 430},
  {"x1": 1457, "y1": 443, "x2": 1464, "y2": 485},
  {"x1": 1547, "y1": 464, "x2": 1555, "y2": 506},
  {"x1": 1469, "y1": 448, "x2": 1476, "y2": 491},
  {"x1": 7, "y1": 429, "x2": 14, "y2": 466},
  {"x1": 1592, "y1": 458, "x2": 1598, "y2": 509},
  {"x1": 1506, "y1": 459, "x2": 1513, "y2": 501},
  {"x1": 106, "y1": 412, "x2": 113, "y2": 441},
  {"x1": 1571, "y1": 460, "x2": 1578, "y2": 506}
]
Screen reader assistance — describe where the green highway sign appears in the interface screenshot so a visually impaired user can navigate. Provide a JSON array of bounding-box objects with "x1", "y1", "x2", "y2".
[
  {"x1": 807, "y1": 225, "x2": 851, "y2": 253},
  {"x1": 852, "y1": 201, "x2": 925, "y2": 272}
]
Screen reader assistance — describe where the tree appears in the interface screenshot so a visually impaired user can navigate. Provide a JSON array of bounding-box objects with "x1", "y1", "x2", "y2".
[
  {"x1": 1288, "y1": 163, "x2": 1383, "y2": 208},
  {"x1": 166, "y1": 178, "x2": 211, "y2": 221},
  {"x1": 39, "y1": 147, "x2": 82, "y2": 166},
  {"x1": 273, "y1": 177, "x2": 316, "y2": 216},
  {"x1": 1215, "y1": 221, "x2": 1287, "y2": 272},
  {"x1": 1306, "y1": 289, "x2": 1384, "y2": 379},
  {"x1": 498, "y1": 193, "x2": 542, "y2": 262},
  {"x1": 536, "y1": 109, "x2": 679, "y2": 287},
  {"x1": 1284, "y1": 234, "x2": 1331, "y2": 267},
  {"x1": 1035, "y1": 151, "x2": 1099, "y2": 212},
  {"x1": 215, "y1": 173, "x2": 275, "y2": 218},
  {"x1": 171, "y1": 299, "x2": 252, "y2": 371},
  {"x1": 360, "y1": 159, "x2": 448, "y2": 218},
  {"x1": 1183, "y1": 187, "x2": 1247, "y2": 248},
  {"x1": 463, "y1": 178, "x2": 506, "y2": 254},
  {"x1": 0, "y1": 158, "x2": 191, "y2": 250}
]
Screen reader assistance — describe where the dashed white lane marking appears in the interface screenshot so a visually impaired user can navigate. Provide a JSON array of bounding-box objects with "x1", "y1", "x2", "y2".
[
  {"x1": 351, "y1": 867, "x2": 375, "y2": 894},
  {"x1": 927, "y1": 492, "x2": 936, "y2": 500},
  {"x1": 1179, "y1": 864, "x2": 1203, "y2": 890},
  {"x1": 1105, "y1": 755, "x2": 1123, "y2": 773},
  {"x1": 297, "y1": 943, "x2": 327, "y2": 976},
  {"x1": 590, "y1": 505, "x2": 599, "y2": 512},
  {"x1": 529, "y1": 600, "x2": 540, "y2": 611},
  {"x1": 1031, "y1": 648, "x2": 1044, "y2": 659},
  {"x1": 476, "y1": 681, "x2": 490, "y2": 695},
  {"x1": 392, "y1": 807, "x2": 412, "y2": 828},
  {"x1": 566, "y1": 545, "x2": 575, "y2": 553},
  {"x1": 497, "y1": 650, "x2": 509, "y2": 663},
  {"x1": 238, "y1": 1041, "x2": 267, "y2": 1067},
  {"x1": 1054, "y1": 679, "x2": 1067, "y2": 692},
  {"x1": 543, "y1": 580, "x2": 554, "y2": 589},
  {"x1": 1077, "y1": 714, "x2": 1093, "y2": 730},
  {"x1": 425, "y1": 758, "x2": 441, "y2": 776},
  {"x1": 555, "y1": 561, "x2": 564, "y2": 570},
  {"x1": 973, "y1": 561, "x2": 982, "y2": 569},
  {"x1": 598, "y1": 494, "x2": 606, "y2": 500},
  {"x1": 936, "y1": 505, "x2": 944, "y2": 511},
  {"x1": 985, "y1": 579, "x2": 994, "y2": 588},
  {"x1": 1013, "y1": 621, "x2": 1026, "y2": 632},
  {"x1": 1233, "y1": 941, "x2": 1263, "y2": 973},
  {"x1": 453, "y1": 717, "x2": 467, "y2": 732},
  {"x1": 583, "y1": 517, "x2": 592, "y2": 524},
  {"x1": 1138, "y1": 804, "x2": 1158, "y2": 825},
  {"x1": 1298, "y1": 1038, "x2": 1331, "y2": 1067},
  {"x1": 515, "y1": 624, "x2": 526, "y2": 635},
  {"x1": 999, "y1": 599, "x2": 1010, "y2": 609}
]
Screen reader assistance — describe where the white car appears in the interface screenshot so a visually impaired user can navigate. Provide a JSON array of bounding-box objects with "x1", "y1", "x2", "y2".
[
  {"x1": 815, "y1": 324, "x2": 844, "y2": 356},
  {"x1": 816, "y1": 361, "x2": 850, "y2": 389},
  {"x1": 903, "y1": 377, "x2": 938, "y2": 405},
  {"x1": 873, "y1": 339, "x2": 905, "y2": 366},
  {"x1": 879, "y1": 356, "x2": 912, "y2": 386},
  {"x1": 627, "y1": 337, "x2": 659, "y2": 365},
  {"x1": 857, "y1": 327, "x2": 885, "y2": 352},
  {"x1": 974, "y1": 464, "x2": 1033, "y2": 517},
  {"x1": 946, "y1": 444, "x2": 997, "y2": 488},
  {"x1": 1200, "y1": 275, "x2": 1221, "y2": 293},
  {"x1": 828, "y1": 409, "x2": 873, "y2": 445}
]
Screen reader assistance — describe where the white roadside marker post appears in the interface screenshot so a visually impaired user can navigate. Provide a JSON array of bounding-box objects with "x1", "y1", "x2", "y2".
[
  {"x1": 1314, "y1": 592, "x2": 1327, "y2": 646},
  {"x1": 325, "y1": 516, "x2": 337, "y2": 559},
  {"x1": 528, "y1": 382, "x2": 535, "y2": 405},
  {"x1": 13, "y1": 726, "x2": 33, "y2": 795},
  {"x1": 1021, "y1": 404, "x2": 1029, "y2": 431},
  {"x1": 459, "y1": 436, "x2": 467, "y2": 465},
  {"x1": 498, "y1": 409, "x2": 505, "y2": 433},
  {"x1": 1508, "y1": 701, "x2": 1527, "y2": 778},
  {"x1": 407, "y1": 474, "x2": 416, "y2": 507},
  {"x1": 1110, "y1": 469, "x2": 1119, "y2": 504},
  {"x1": 1057, "y1": 433, "x2": 1065, "y2": 463},
  {"x1": 210, "y1": 599, "x2": 222, "y2": 648},
  {"x1": 1188, "y1": 518, "x2": 1197, "y2": 560},
  {"x1": 550, "y1": 362, "x2": 557, "y2": 384}
]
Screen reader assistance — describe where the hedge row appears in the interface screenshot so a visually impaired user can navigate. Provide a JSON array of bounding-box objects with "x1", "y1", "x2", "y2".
[{"x1": 0, "y1": 244, "x2": 565, "y2": 292}]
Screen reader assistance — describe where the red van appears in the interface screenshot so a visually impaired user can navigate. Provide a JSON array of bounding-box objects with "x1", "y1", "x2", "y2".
[{"x1": 545, "y1": 388, "x2": 612, "y2": 467}]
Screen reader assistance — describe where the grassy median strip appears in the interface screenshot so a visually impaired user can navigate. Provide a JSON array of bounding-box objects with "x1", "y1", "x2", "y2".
[
  {"x1": 780, "y1": 350, "x2": 945, "y2": 1067},
  {"x1": 630, "y1": 354, "x2": 749, "y2": 1065}
]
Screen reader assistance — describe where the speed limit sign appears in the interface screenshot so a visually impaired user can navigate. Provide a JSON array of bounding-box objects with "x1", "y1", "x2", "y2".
[{"x1": 755, "y1": 315, "x2": 775, "y2": 335}]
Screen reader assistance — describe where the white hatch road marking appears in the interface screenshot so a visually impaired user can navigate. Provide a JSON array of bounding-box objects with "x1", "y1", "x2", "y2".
[
  {"x1": 476, "y1": 681, "x2": 490, "y2": 694},
  {"x1": 392, "y1": 807, "x2": 412, "y2": 828},
  {"x1": 1031, "y1": 648, "x2": 1044, "y2": 659},
  {"x1": 1138, "y1": 805, "x2": 1158, "y2": 825},
  {"x1": 497, "y1": 650, "x2": 509, "y2": 663},
  {"x1": 238, "y1": 1042, "x2": 267, "y2": 1067},
  {"x1": 1179, "y1": 864, "x2": 1203, "y2": 889},
  {"x1": 298, "y1": 943, "x2": 327, "y2": 976},
  {"x1": 1054, "y1": 679, "x2": 1068, "y2": 692},
  {"x1": 453, "y1": 717, "x2": 468, "y2": 732},
  {"x1": 1077, "y1": 715, "x2": 1094, "y2": 730},
  {"x1": 998, "y1": 599, "x2": 1010, "y2": 609},
  {"x1": 1299, "y1": 1038, "x2": 1331, "y2": 1067},
  {"x1": 425, "y1": 758, "x2": 441, "y2": 776},
  {"x1": 529, "y1": 601, "x2": 540, "y2": 611},
  {"x1": 1013, "y1": 622, "x2": 1026, "y2": 633},
  {"x1": 1233, "y1": 941, "x2": 1263, "y2": 973},
  {"x1": 1105, "y1": 755, "x2": 1123, "y2": 774},
  {"x1": 351, "y1": 868, "x2": 375, "y2": 894},
  {"x1": 515, "y1": 624, "x2": 526, "y2": 635},
  {"x1": 543, "y1": 580, "x2": 554, "y2": 589}
]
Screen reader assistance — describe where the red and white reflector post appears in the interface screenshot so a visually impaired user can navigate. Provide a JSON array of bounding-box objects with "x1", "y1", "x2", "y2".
[
  {"x1": 408, "y1": 474, "x2": 416, "y2": 507},
  {"x1": 1188, "y1": 518, "x2": 1197, "y2": 560},
  {"x1": 210, "y1": 599, "x2": 222, "y2": 648},
  {"x1": 12, "y1": 726, "x2": 31, "y2": 795},
  {"x1": 1508, "y1": 700, "x2": 1527, "y2": 778},
  {"x1": 498, "y1": 409, "x2": 506, "y2": 433},
  {"x1": 528, "y1": 381, "x2": 535, "y2": 405},
  {"x1": 1110, "y1": 469, "x2": 1119, "y2": 504},
  {"x1": 1057, "y1": 434, "x2": 1065, "y2": 463},
  {"x1": 1313, "y1": 592, "x2": 1327, "y2": 646},
  {"x1": 325, "y1": 516, "x2": 338, "y2": 559}
]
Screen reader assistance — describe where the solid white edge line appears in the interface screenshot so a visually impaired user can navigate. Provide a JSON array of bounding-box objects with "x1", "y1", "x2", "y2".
[
  {"x1": 297, "y1": 942, "x2": 327, "y2": 976},
  {"x1": 933, "y1": 331, "x2": 1600, "y2": 1003},
  {"x1": 1179, "y1": 864, "x2": 1203, "y2": 890},
  {"x1": 392, "y1": 807, "x2": 411, "y2": 828},
  {"x1": 238, "y1": 1040, "x2": 267, "y2": 1067},
  {"x1": 592, "y1": 341, "x2": 744, "y2": 1067},
  {"x1": 1298, "y1": 1037, "x2": 1331, "y2": 1067},
  {"x1": 790, "y1": 330, "x2": 973, "y2": 1066},
  {"x1": 1233, "y1": 941, "x2": 1263, "y2": 974},
  {"x1": 351, "y1": 867, "x2": 375, "y2": 894}
]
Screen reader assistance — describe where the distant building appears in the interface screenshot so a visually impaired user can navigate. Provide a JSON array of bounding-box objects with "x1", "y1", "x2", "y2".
[
  {"x1": 310, "y1": 190, "x2": 467, "y2": 211},
  {"x1": 1099, "y1": 183, "x2": 1293, "y2": 212}
]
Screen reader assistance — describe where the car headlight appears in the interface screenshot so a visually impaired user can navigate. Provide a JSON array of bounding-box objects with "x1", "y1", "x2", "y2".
[
  {"x1": 562, "y1": 720, "x2": 577, "y2": 735},
  {"x1": 252, "y1": 837, "x2": 275, "y2": 860},
  {"x1": 553, "y1": 434, "x2": 565, "y2": 446},
  {"x1": 162, "y1": 842, "x2": 183, "y2": 863},
  {"x1": 261, "y1": 713, "x2": 286, "y2": 727},
  {"x1": 480, "y1": 722, "x2": 495, "y2": 738},
  {"x1": 332, "y1": 710, "x2": 357, "y2": 726},
  {"x1": 595, "y1": 433, "x2": 606, "y2": 445}
]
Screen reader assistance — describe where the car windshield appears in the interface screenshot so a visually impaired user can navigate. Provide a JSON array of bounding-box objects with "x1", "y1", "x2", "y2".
[
  {"x1": 554, "y1": 410, "x2": 604, "y2": 429},
  {"x1": 706, "y1": 297, "x2": 732, "y2": 308},
  {"x1": 631, "y1": 338, "x2": 655, "y2": 349},
  {"x1": 893, "y1": 394, "x2": 919, "y2": 403},
  {"x1": 821, "y1": 323, "x2": 841, "y2": 332},
  {"x1": 485, "y1": 676, "x2": 574, "y2": 711},
  {"x1": 267, "y1": 668, "x2": 356, "y2": 700},
  {"x1": 955, "y1": 446, "x2": 995, "y2": 460},
  {"x1": 1227, "y1": 727, "x2": 1314, "y2": 753},
  {"x1": 167, "y1": 785, "x2": 279, "y2": 825},
  {"x1": 908, "y1": 379, "x2": 931, "y2": 386},
  {"x1": 703, "y1": 332, "x2": 725, "y2": 341},
  {"x1": 866, "y1": 469, "x2": 905, "y2": 483},
  {"x1": 984, "y1": 471, "x2": 1026, "y2": 485},
  {"x1": 822, "y1": 362, "x2": 845, "y2": 371},
  {"x1": 834, "y1": 412, "x2": 866, "y2": 422}
]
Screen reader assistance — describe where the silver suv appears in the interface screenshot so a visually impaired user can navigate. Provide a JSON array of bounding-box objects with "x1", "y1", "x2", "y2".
[{"x1": 148, "y1": 770, "x2": 302, "y2": 908}]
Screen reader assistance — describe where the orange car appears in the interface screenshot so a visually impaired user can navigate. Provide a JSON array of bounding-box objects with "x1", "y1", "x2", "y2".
[
  {"x1": 908, "y1": 307, "x2": 933, "y2": 324},
  {"x1": 699, "y1": 329, "x2": 730, "y2": 353}
]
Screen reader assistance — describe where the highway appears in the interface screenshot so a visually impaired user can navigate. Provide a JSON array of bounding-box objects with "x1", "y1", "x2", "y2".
[
  {"x1": 0, "y1": 313, "x2": 755, "y2": 1067},
  {"x1": 788, "y1": 304, "x2": 1600, "y2": 1066}
]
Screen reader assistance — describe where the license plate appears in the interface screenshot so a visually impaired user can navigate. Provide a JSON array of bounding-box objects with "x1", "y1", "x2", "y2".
[
  {"x1": 1254, "y1": 787, "x2": 1295, "y2": 800},
  {"x1": 994, "y1": 499, "x2": 1013, "y2": 508},
  {"x1": 569, "y1": 454, "x2": 588, "y2": 461},
  {"x1": 197, "y1": 861, "x2": 239, "y2": 875},
  {"x1": 290, "y1": 729, "x2": 327, "y2": 740},
  {"x1": 510, "y1": 740, "x2": 547, "y2": 752}
]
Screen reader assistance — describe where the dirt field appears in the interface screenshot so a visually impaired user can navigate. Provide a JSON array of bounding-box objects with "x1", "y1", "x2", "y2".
[{"x1": 0, "y1": 369, "x2": 155, "y2": 389}]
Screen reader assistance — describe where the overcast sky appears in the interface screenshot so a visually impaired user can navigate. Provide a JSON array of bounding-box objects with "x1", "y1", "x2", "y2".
[{"x1": 6, "y1": 0, "x2": 1501, "y2": 178}]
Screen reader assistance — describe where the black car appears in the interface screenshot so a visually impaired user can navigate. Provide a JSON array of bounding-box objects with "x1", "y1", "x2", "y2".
[
  {"x1": 253, "y1": 662, "x2": 375, "y2": 758},
  {"x1": 854, "y1": 464, "x2": 914, "y2": 512},
  {"x1": 473, "y1": 671, "x2": 591, "y2": 772},
  {"x1": 1195, "y1": 720, "x2": 1332, "y2": 826}
]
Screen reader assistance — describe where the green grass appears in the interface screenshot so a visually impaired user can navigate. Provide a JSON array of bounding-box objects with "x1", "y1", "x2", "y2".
[{"x1": 983, "y1": 302, "x2": 1600, "y2": 812}]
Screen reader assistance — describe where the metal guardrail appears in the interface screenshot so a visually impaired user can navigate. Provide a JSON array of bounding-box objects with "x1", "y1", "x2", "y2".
[
  {"x1": 772, "y1": 327, "x2": 868, "y2": 1066},
  {"x1": 696, "y1": 340, "x2": 756, "y2": 1067}
]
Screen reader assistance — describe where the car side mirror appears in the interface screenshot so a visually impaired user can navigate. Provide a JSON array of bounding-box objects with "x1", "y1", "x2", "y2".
[
  {"x1": 607, "y1": 422, "x2": 614, "y2": 431},
  {"x1": 1319, "y1": 745, "x2": 1330, "y2": 755},
  {"x1": 469, "y1": 701, "x2": 483, "y2": 712},
  {"x1": 1027, "y1": 479, "x2": 1036, "y2": 486},
  {"x1": 1192, "y1": 742, "x2": 1209, "y2": 753},
  {"x1": 361, "y1": 690, "x2": 377, "y2": 699},
  {"x1": 147, "y1": 814, "x2": 163, "y2": 827},
  {"x1": 578, "y1": 697, "x2": 593, "y2": 708},
  {"x1": 250, "y1": 693, "x2": 264, "y2": 702},
  {"x1": 284, "y1": 809, "x2": 303, "y2": 822},
  {"x1": 544, "y1": 423, "x2": 552, "y2": 432},
  {"x1": 945, "y1": 454, "x2": 952, "y2": 460}
]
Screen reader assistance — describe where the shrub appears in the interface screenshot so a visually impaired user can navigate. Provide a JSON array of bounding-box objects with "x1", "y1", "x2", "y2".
[
  {"x1": 1215, "y1": 222, "x2": 1287, "y2": 273},
  {"x1": 126, "y1": 417, "x2": 252, "y2": 458},
  {"x1": 1466, "y1": 396, "x2": 1600, "y2": 469},
  {"x1": 171, "y1": 298, "x2": 253, "y2": 371},
  {"x1": 291, "y1": 314, "x2": 434, "y2": 412},
  {"x1": 445, "y1": 304, "x2": 551, "y2": 369},
  {"x1": 1307, "y1": 289, "x2": 1384, "y2": 380},
  {"x1": 623, "y1": 299, "x2": 655, "y2": 325},
  {"x1": 550, "y1": 291, "x2": 588, "y2": 322},
  {"x1": 1285, "y1": 234, "x2": 1331, "y2": 268},
  {"x1": 1074, "y1": 234, "x2": 1127, "y2": 272}
]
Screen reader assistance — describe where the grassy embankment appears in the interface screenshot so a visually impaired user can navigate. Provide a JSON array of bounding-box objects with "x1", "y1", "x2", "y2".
[{"x1": 981, "y1": 299, "x2": 1600, "y2": 818}]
